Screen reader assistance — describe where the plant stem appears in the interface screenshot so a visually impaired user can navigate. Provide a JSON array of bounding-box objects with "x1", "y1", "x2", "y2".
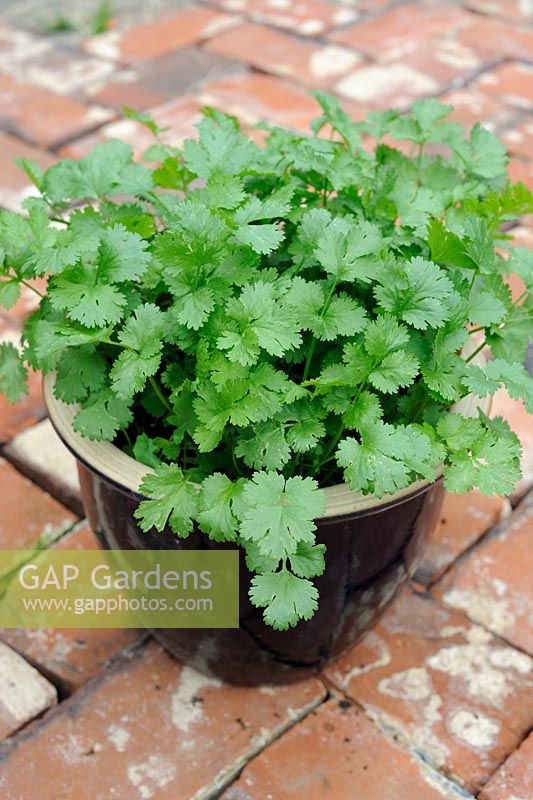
[
  {"x1": 464, "y1": 340, "x2": 486, "y2": 364},
  {"x1": 149, "y1": 376, "x2": 172, "y2": 412},
  {"x1": 20, "y1": 279, "x2": 45, "y2": 298}
]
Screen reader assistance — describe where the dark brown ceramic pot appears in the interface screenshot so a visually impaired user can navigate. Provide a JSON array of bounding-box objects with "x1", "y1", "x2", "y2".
[{"x1": 44, "y1": 374, "x2": 451, "y2": 686}]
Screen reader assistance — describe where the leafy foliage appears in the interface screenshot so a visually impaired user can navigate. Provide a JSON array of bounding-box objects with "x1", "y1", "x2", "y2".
[{"x1": 1, "y1": 96, "x2": 531, "y2": 630}]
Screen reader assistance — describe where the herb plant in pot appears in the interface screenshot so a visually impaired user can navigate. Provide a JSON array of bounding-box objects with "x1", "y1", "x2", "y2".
[{"x1": 1, "y1": 94, "x2": 532, "y2": 685}]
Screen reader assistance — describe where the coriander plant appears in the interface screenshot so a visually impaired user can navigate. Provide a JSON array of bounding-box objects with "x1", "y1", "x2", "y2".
[{"x1": 0, "y1": 94, "x2": 532, "y2": 630}]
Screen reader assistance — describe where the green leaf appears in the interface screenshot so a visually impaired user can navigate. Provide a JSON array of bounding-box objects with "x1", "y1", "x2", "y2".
[
  {"x1": 289, "y1": 541, "x2": 326, "y2": 579},
  {"x1": 285, "y1": 277, "x2": 367, "y2": 340},
  {"x1": 463, "y1": 359, "x2": 533, "y2": 413},
  {"x1": 99, "y1": 224, "x2": 151, "y2": 282},
  {"x1": 315, "y1": 218, "x2": 383, "y2": 283},
  {"x1": 249, "y1": 568, "x2": 319, "y2": 630},
  {"x1": 375, "y1": 257, "x2": 454, "y2": 329},
  {"x1": 197, "y1": 473, "x2": 244, "y2": 541},
  {"x1": 0, "y1": 343, "x2": 27, "y2": 402},
  {"x1": 135, "y1": 464, "x2": 198, "y2": 536},
  {"x1": 238, "y1": 472, "x2": 325, "y2": 559},
  {"x1": 110, "y1": 349, "x2": 161, "y2": 399},
  {"x1": 54, "y1": 347, "x2": 107, "y2": 403},
  {"x1": 132, "y1": 434, "x2": 162, "y2": 468},
  {"x1": 0, "y1": 279, "x2": 20, "y2": 309},
  {"x1": 51, "y1": 276, "x2": 126, "y2": 327},
  {"x1": 43, "y1": 140, "x2": 135, "y2": 202},
  {"x1": 72, "y1": 390, "x2": 132, "y2": 441}
]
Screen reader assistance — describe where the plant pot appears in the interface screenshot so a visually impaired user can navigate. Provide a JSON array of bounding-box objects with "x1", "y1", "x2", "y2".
[{"x1": 43, "y1": 374, "x2": 485, "y2": 686}]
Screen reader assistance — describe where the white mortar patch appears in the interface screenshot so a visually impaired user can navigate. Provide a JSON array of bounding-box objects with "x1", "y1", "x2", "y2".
[
  {"x1": 170, "y1": 666, "x2": 221, "y2": 732},
  {"x1": 447, "y1": 709, "x2": 500, "y2": 749}
]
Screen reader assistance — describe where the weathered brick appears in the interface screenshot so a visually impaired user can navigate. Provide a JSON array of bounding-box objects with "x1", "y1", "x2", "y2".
[
  {"x1": 476, "y1": 63, "x2": 533, "y2": 112},
  {"x1": 414, "y1": 491, "x2": 507, "y2": 586},
  {"x1": 210, "y1": 0, "x2": 357, "y2": 36},
  {"x1": 0, "y1": 457, "x2": 75, "y2": 549},
  {"x1": 59, "y1": 94, "x2": 206, "y2": 159},
  {"x1": 0, "y1": 74, "x2": 112, "y2": 148},
  {"x1": 0, "y1": 640, "x2": 326, "y2": 799},
  {"x1": 0, "y1": 642, "x2": 57, "y2": 739},
  {"x1": 388, "y1": 39, "x2": 483, "y2": 87},
  {"x1": 0, "y1": 26, "x2": 114, "y2": 97},
  {"x1": 325, "y1": 587, "x2": 533, "y2": 794},
  {"x1": 335, "y1": 63, "x2": 439, "y2": 108},
  {"x1": 503, "y1": 118, "x2": 533, "y2": 160},
  {"x1": 479, "y1": 730, "x2": 533, "y2": 800},
  {"x1": 463, "y1": 0, "x2": 533, "y2": 21},
  {"x1": 457, "y1": 15, "x2": 533, "y2": 61},
  {"x1": 0, "y1": 523, "x2": 142, "y2": 695},
  {"x1": 330, "y1": 3, "x2": 474, "y2": 58},
  {"x1": 84, "y1": 8, "x2": 239, "y2": 63},
  {"x1": 439, "y1": 88, "x2": 520, "y2": 132},
  {"x1": 3, "y1": 419, "x2": 82, "y2": 515},
  {"x1": 198, "y1": 72, "x2": 332, "y2": 131},
  {"x1": 205, "y1": 22, "x2": 361, "y2": 88},
  {"x1": 222, "y1": 699, "x2": 465, "y2": 800},
  {"x1": 435, "y1": 493, "x2": 533, "y2": 654},
  {"x1": 90, "y1": 48, "x2": 240, "y2": 110},
  {"x1": 0, "y1": 131, "x2": 54, "y2": 211},
  {"x1": 508, "y1": 158, "x2": 533, "y2": 189}
]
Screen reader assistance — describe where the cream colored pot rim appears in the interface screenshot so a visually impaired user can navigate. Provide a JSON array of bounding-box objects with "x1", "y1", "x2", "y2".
[{"x1": 43, "y1": 365, "x2": 489, "y2": 520}]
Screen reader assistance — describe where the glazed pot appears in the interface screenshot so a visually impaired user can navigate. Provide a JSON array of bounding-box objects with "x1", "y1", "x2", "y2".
[{"x1": 43, "y1": 374, "x2": 485, "y2": 686}]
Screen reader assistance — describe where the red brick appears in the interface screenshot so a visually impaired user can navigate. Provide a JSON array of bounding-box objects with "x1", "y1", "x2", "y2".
[
  {"x1": 205, "y1": 22, "x2": 362, "y2": 89},
  {"x1": 503, "y1": 117, "x2": 533, "y2": 160},
  {"x1": 89, "y1": 48, "x2": 239, "y2": 111},
  {"x1": 0, "y1": 132, "x2": 54, "y2": 211},
  {"x1": 463, "y1": 0, "x2": 533, "y2": 21},
  {"x1": 435, "y1": 494, "x2": 533, "y2": 654},
  {"x1": 330, "y1": 3, "x2": 474, "y2": 59},
  {"x1": 457, "y1": 15, "x2": 533, "y2": 61},
  {"x1": 60, "y1": 94, "x2": 206, "y2": 159},
  {"x1": 0, "y1": 457, "x2": 75, "y2": 549},
  {"x1": 414, "y1": 491, "x2": 507, "y2": 585},
  {"x1": 85, "y1": 8, "x2": 239, "y2": 63},
  {"x1": 0, "y1": 74, "x2": 112, "y2": 148},
  {"x1": 476, "y1": 63, "x2": 533, "y2": 112},
  {"x1": 334, "y1": 63, "x2": 440, "y2": 108},
  {"x1": 492, "y1": 387, "x2": 533, "y2": 500},
  {"x1": 0, "y1": 640, "x2": 326, "y2": 799},
  {"x1": 325, "y1": 587, "x2": 533, "y2": 793},
  {"x1": 0, "y1": 642, "x2": 56, "y2": 739},
  {"x1": 439, "y1": 88, "x2": 520, "y2": 133},
  {"x1": 222, "y1": 699, "x2": 461, "y2": 800},
  {"x1": 198, "y1": 72, "x2": 333, "y2": 131},
  {"x1": 508, "y1": 158, "x2": 533, "y2": 189},
  {"x1": 479, "y1": 730, "x2": 533, "y2": 800},
  {"x1": 0, "y1": 523, "x2": 142, "y2": 694},
  {"x1": 210, "y1": 0, "x2": 357, "y2": 36},
  {"x1": 4, "y1": 419, "x2": 82, "y2": 515}
]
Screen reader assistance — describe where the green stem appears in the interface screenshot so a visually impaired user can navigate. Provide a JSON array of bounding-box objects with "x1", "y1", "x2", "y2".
[
  {"x1": 464, "y1": 340, "x2": 486, "y2": 364},
  {"x1": 302, "y1": 279, "x2": 338, "y2": 382},
  {"x1": 149, "y1": 375, "x2": 172, "y2": 412},
  {"x1": 20, "y1": 279, "x2": 44, "y2": 298}
]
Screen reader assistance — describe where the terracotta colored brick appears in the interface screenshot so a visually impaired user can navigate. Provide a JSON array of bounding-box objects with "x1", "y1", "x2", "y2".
[
  {"x1": 439, "y1": 88, "x2": 520, "y2": 133},
  {"x1": 0, "y1": 457, "x2": 75, "y2": 549},
  {"x1": 457, "y1": 16, "x2": 533, "y2": 61},
  {"x1": 503, "y1": 118, "x2": 533, "y2": 160},
  {"x1": 414, "y1": 491, "x2": 507, "y2": 585},
  {"x1": 0, "y1": 74, "x2": 112, "y2": 148},
  {"x1": 4, "y1": 419, "x2": 82, "y2": 515},
  {"x1": 0, "y1": 522, "x2": 142, "y2": 695},
  {"x1": 60, "y1": 94, "x2": 206, "y2": 159},
  {"x1": 0, "y1": 640, "x2": 326, "y2": 799},
  {"x1": 508, "y1": 158, "x2": 533, "y2": 189},
  {"x1": 325, "y1": 587, "x2": 533, "y2": 793},
  {"x1": 435, "y1": 494, "x2": 533, "y2": 654},
  {"x1": 205, "y1": 22, "x2": 362, "y2": 88},
  {"x1": 330, "y1": 3, "x2": 474, "y2": 59},
  {"x1": 389, "y1": 39, "x2": 483, "y2": 87},
  {"x1": 84, "y1": 8, "x2": 239, "y2": 63},
  {"x1": 492, "y1": 387, "x2": 533, "y2": 500},
  {"x1": 479, "y1": 730, "x2": 533, "y2": 800},
  {"x1": 198, "y1": 72, "x2": 336, "y2": 131},
  {"x1": 223, "y1": 699, "x2": 465, "y2": 800},
  {"x1": 463, "y1": 0, "x2": 533, "y2": 21},
  {"x1": 335, "y1": 63, "x2": 440, "y2": 108},
  {"x1": 90, "y1": 48, "x2": 240, "y2": 111},
  {"x1": 0, "y1": 131, "x2": 54, "y2": 211},
  {"x1": 476, "y1": 63, "x2": 533, "y2": 112},
  {"x1": 210, "y1": 0, "x2": 357, "y2": 36},
  {"x1": 0, "y1": 642, "x2": 56, "y2": 739}
]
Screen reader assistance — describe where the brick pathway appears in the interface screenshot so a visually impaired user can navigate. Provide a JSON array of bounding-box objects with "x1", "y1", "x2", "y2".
[{"x1": 0, "y1": 1, "x2": 532, "y2": 798}]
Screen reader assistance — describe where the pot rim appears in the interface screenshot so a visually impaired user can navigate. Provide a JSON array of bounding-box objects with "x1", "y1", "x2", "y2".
[{"x1": 43, "y1": 365, "x2": 489, "y2": 520}]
